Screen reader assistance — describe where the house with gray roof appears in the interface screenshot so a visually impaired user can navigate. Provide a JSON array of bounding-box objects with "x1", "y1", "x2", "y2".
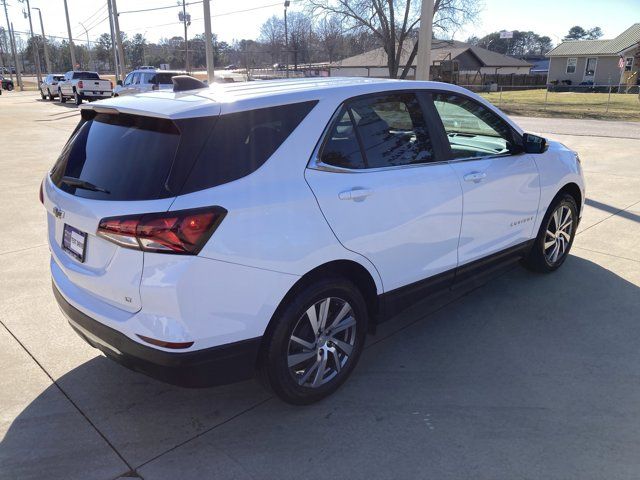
[
  {"x1": 546, "y1": 23, "x2": 640, "y2": 88},
  {"x1": 329, "y1": 39, "x2": 532, "y2": 79}
]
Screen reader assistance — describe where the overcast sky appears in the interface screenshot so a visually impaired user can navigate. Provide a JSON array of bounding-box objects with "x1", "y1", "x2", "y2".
[{"x1": 5, "y1": 0, "x2": 639, "y2": 47}]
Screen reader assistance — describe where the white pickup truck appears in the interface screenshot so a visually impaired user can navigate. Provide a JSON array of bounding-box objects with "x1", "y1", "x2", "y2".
[{"x1": 58, "y1": 71, "x2": 113, "y2": 105}]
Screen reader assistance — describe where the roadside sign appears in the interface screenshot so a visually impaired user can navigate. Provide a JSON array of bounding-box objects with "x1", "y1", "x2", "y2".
[{"x1": 500, "y1": 31, "x2": 514, "y2": 39}]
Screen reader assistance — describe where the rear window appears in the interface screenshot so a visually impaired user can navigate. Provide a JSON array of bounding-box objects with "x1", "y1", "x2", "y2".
[
  {"x1": 180, "y1": 101, "x2": 318, "y2": 194},
  {"x1": 152, "y1": 73, "x2": 178, "y2": 84},
  {"x1": 51, "y1": 113, "x2": 180, "y2": 201},
  {"x1": 73, "y1": 72, "x2": 100, "y2": 80}
]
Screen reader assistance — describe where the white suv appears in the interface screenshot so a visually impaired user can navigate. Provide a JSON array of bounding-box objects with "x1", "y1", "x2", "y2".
[{"x1": 42, "y1": 77, "x2": 584, "y2": 404}]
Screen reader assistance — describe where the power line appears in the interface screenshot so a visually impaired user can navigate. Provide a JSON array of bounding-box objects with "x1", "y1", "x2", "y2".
[
  {"x1": 119, "y1": 1, "x2": 203, "y2": 15},
  {"x1": 137, "y1": 0, "x2": 298, "y2": 31}
]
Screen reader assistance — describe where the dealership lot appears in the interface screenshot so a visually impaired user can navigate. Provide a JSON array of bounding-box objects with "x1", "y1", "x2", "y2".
[{"x1": 1, "y1": 91, "x2": 639, "y2": 479}]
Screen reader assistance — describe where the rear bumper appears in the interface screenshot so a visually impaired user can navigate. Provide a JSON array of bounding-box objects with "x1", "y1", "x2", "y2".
[{"x1": 53, "y1": 283, "x2": 262, "y2": 388}]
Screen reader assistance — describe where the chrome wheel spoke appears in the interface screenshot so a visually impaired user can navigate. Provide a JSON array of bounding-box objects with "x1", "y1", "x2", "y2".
[
  {"x1": 288, "y1": 350, "x2": 317, "y2": 367},
  {"x1": 329, "y1": 347, "x2": 341, "y2": 373},
  {"x1": 305, "y1": 305, "x2": 319, "y2": 336},
  {"x1": 290, "y1": 335, "x2": 315, "y2": 350},
  {"x1": 544, "y1": 239, "x2": 556, "y2": 250},
  {"x1": 298, "y1": 358, "x2": 321, "y2": 386},
  {"x1": 330, "y1": 315, "x2": 356, "y2": 335},
  {"x1": 328, "y1": 302, "x2": 352, "y2": 330},
  {"x1": 331, "y1": 338, "x2": 353, "y2": 356},
  {"x1": 317, "y1": 298, "x2": 331, "y2": 332},
  {"x1": 312, "y1": 351, "x2": 328, "y2": 387}
]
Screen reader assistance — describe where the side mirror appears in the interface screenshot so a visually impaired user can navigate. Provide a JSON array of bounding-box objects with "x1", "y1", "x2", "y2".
[
  {"x1": 116, "y1": 80, "x2": 123, "y2": 86},
  {"x1": 522, "y1": 133, "x2": 547, "y2": 154}
]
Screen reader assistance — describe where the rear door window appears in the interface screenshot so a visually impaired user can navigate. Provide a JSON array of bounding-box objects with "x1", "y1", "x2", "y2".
[
  {"x1": 51, "y1": 113, "x2": 181, "y2": 201},
  {"x1": 320, "y1": 107, "x2": 366, "y2": 169},
  {"x1": 180, "y1": 101, "x2": 317, "y2": 193}
]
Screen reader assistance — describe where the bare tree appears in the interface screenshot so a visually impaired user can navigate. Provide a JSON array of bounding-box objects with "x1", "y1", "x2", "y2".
[
  {"x1": 316, "y1": 15, "x2": 343, "y2": 63},
  {"x1": 259, "y1": 15, "x2": 285, "y2": 65},
  {"x1": 307, "y1": 0, "x2": 480, "y2": 78}
]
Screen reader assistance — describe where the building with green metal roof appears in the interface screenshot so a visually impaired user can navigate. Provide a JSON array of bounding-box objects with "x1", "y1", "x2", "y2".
[{"x1": 546, "y1": 23, "x2": 640, "y2": 89}]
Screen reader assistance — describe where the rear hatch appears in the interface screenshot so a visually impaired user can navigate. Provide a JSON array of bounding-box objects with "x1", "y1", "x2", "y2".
[{"x1": 45, "y1": 109, "x2": 216, "y2": 312}]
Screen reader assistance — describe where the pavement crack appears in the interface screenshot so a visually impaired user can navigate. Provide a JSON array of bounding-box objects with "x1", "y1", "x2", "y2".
[
  {"x1": 0, "y1": 320, "x2": 135, "y2": 474},
  {"x1": 0, "y1": 244, "x2": 47, "y2": 256},
  {"x1": 578, "y1": 199, "x2": 640, "y2": 235},
  {"x1": 134, "y1": 396, "x2": 273, "y2": 471},
  {"x1": 572, "y1": 246, "x2": 640, "y2": 264}
]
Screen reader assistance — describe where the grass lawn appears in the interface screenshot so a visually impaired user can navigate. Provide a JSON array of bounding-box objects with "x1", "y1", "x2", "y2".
[{"x1": 480, "y1": 89, "x2": 640, "y2": 121}]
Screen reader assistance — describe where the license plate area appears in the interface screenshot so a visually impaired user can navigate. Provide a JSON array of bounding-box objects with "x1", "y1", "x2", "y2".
[{"x1": 62, "y1": 224, "x2": 88, "y2": 262}]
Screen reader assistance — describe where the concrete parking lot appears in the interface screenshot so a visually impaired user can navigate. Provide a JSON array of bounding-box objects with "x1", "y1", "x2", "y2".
[{"x1": 1, "y1": 91, "x2": 639, "y2": 480}]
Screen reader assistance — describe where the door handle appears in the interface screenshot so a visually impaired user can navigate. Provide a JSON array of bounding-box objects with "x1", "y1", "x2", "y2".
[
  {"x1": 463, "y1": 172, "x2": 487, "y2": 183},
  {"x1": 338, "y1": 188, "x2": 373, "y2": 201}
]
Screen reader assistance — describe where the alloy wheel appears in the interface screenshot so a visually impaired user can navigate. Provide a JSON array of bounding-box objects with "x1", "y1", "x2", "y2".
[
  {"x1": 287, "y1": 297, "x2": 357, "y2": 388},
  {"x1": 544, "y1": 205, "x2": 573, "y2": 264}
]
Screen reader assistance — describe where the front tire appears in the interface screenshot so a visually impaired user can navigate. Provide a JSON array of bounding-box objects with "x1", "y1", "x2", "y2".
[
  {"x1": 522, "y1": 193, "x2": 578, "y2": 272},
  {"x1": 259, "y1": 278, "x2": 368, "y2": 405},
  {"x1": 59, "y1": 89, "x2": 66, "y2": 103},
  {"x1": 40, "y1": 89, "x2": 46, "y2": 100},
  {"x1": 48, "y1": 88, "x2": 54, "y2": 101}
]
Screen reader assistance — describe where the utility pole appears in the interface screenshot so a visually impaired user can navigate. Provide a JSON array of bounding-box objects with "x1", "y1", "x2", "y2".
[
  {"x1": 415, "y1": 0, "x2": 434, "y2": 81},
  {"x1": 78, "y1": 22, "x2": 91, "y2": 70},
  {"x1": 284, "y1": 0, "x2": 289, "y2": 78},
  {"x1": 110, "y1": 0, "x2": 125, "y2": 80},
  {"x1": 9, "y1": 22, "x2": 22, "y2": 89},
  {"x1": 62, "y1": 0, "x2": 76, "y2": 69},
  {"x1": 31, "y1": 7, "x2": 50, "y2": 73},
  {"x1": 2, "y1": 0, "x2": 21, "y2": 89},
  {"x1": 106, "y1": 0, "x2": 119, "y2": 78},
  {"x1": 179, "y1": 0, "x2": 190, "y2": 72},
  {"x1": 21, "y1": 0, "x2": 42, "y2": 84},
  {"x1": 202, "y1": 0, "x2": 214, "y2": 83}
]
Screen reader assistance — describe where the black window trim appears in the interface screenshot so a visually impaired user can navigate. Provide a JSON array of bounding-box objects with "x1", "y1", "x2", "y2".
[{"x1": 309, "y1": 89, "x2": 449, "y2": 174}]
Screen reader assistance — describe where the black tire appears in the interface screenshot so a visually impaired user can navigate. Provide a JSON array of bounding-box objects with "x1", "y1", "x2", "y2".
[
  {"x1": 522, "y1": 193, "x2": 578, "y2": 273},
  {"x1": 259, "y1": 277, "x2": 368, "y2": 405},
  {"x1": 47, "y1": 89, "x2": 54, "y2": 101},
  {"x1": 40, "y1": 89, "x2": 46, "y2": 100},
  {"x1": 59, "y1": 89, "x2": 66, "y2": 103},
  {"x1": 74, "y1": 91, "x2": 82, "y2": 105},
  {"x1": 6, "y1": 83, "x2": 13, "y2": 91}
]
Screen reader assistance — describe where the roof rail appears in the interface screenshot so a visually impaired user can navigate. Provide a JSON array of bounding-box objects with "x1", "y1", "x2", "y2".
[{"x1": 172, "y1": 75, "x2": 208, "y2": 92}]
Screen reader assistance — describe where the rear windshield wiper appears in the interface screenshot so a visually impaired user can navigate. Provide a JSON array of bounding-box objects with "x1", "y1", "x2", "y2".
[{"x1": 61, "y1": 176, "x2": 111, "y2": 194}]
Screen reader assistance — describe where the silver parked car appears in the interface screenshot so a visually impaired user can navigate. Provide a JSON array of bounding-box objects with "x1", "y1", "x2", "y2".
[
  {"x1": 113, "y1": 69, "x2": 185, "y2": 96},
  {"x1": 40, "y1": 74, "x2": 65, "y2": 100}
]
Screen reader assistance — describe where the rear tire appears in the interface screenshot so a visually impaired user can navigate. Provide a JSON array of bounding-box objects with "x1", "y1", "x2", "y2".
[
  {"x1": 522, "y1": 193, "x2": 578, "y2": 273},
  {"x1": 259, "y1": 278, "x2": 368, "y2": 405},
  {"x1": 74, "y1": 91, "x2": 82, "y2": 105}
]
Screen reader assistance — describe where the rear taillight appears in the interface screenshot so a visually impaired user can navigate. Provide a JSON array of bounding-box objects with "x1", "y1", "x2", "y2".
[
  {"x1": 78, "y1": 80, "x2": 84, "y2": 88},
  {"x1": 39, "y1": 180, "x2": 44, "y2": 204},
  {"x1": 97, "y1": 207, "x2": 226, "y2": 255}
]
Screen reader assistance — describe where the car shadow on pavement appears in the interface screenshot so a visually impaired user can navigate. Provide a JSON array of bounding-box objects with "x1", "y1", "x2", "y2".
[{"x1": 2, "y1": 255, "x2": 640, "y2": 480}]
